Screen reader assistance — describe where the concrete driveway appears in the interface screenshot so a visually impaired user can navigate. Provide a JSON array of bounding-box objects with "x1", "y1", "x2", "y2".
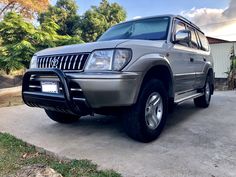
[{"x1": 0, "y1": 91, "x2": 235, "y2": 177}]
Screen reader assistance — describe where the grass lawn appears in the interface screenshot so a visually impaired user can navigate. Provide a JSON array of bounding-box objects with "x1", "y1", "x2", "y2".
[{"x1": 0, "y1": 133, "x2": 121, "y2": 177}]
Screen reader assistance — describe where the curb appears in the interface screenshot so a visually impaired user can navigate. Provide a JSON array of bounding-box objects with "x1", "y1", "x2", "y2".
[
  {"x1": 0, "y1": 86, "x2": 22, "y2": 96},
  {"x1": 25, "y1": 141, "x2": 71, "y2": 162},
  {"x1": 0, "y1": 130, "x2": 70, "y2": 162}
]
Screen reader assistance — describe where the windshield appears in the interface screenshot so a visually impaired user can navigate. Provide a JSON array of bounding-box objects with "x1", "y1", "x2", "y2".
[{"x1": 98, "y1": 17, "x2": 170, "y2": 41}]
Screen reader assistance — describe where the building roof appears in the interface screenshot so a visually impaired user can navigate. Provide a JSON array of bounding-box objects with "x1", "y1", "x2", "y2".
[{"x1": 207, "y1": 37, "x2": 230, "y2": 44}]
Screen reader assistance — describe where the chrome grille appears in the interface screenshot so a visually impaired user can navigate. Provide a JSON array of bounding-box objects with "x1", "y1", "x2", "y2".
[{"x1": 37, "y1": 53, "x2": 89, "y2": 70}]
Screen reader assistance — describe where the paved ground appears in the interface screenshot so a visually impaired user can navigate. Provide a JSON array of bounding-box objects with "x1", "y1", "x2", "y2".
[{"x1": 0, "y1": 91, "x2": 236, "y2": 177}]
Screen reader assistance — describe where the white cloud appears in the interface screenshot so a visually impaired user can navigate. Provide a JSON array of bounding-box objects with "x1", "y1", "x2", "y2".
[
  {"x1": 181, "y1": 0, "x2": 236, "y2": 41},
  {"x1": 132, "y1": 16, "x2": 142, "y2": 20}
]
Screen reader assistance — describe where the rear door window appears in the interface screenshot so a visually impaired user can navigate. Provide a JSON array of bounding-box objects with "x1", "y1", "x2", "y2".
[{"x1": 188, "y1": 27, "x2": 199, "y2": 49}]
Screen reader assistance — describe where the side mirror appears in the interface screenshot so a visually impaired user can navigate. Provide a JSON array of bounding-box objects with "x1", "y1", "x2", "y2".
[{"x1": 174, "y1": 30, "x2": 191, "y2": 44}]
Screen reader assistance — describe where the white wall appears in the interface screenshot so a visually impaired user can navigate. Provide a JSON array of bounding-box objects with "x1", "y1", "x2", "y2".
[{"x1": 210, "y1": 43, "x2": 235, "y2": 78}]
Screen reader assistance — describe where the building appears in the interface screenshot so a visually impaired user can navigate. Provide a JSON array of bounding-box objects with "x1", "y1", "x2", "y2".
[
  {"x1": 207, "y1": 37, "x2": 229, "y2": 44},
  {"x1": 207, "y1": 37, "x2": 236, "y2": 89}
]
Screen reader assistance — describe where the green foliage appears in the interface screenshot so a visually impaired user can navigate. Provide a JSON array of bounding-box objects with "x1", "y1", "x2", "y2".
[
  {"x1": 0, "y1": 12, "x2": 83, "y2": 74},
  {"x1": 36, "y1": 18, "x2": 83, "y2": 49},
  {"x1": 230, "y1": 56, "x2": 236, "y2": 70},
  {"x1": 0, "y1": 0, "x2": 127, "y2": 74},
  {"x1": 39, "y1": 0, "x2": 81, "y2": 36},
  {"x1": 81, "y1": 0, "x2": 126, "y2": 42},
  {"x1": 0, "y1": 13, "x2": 36, "y2": 45},
  {"x1": 81, "y1": 9, "x2": 107, "y2": 42},
  {"x1": 0, "y1": 133, "x2": 121, "y2": 177},
  {"x1": 0, "y1": 13, "x2": 37, "y2": 73},
  {"x1": 226, "y1": 46, "x2": 236, "y2": 89}
]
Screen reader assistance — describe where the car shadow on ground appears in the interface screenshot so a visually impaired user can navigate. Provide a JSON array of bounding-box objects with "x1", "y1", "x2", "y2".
[
  {"x1": 166, "y1": 101, "x2": 202, "y2": 130},
  {"x1": 45, "y1": 100, "x2": 203, "y2": 142}
]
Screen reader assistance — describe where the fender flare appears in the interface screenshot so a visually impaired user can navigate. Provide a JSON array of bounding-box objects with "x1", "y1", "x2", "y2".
[{"x1": 125, "y1": 53, "x2": 175, "y2": 101}]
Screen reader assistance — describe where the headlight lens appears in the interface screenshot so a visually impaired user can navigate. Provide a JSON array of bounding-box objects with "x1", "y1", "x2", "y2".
[
  {"x1": 85, "y1": 49, "x2": 131, "y2": 71},
  {"x1": 30, "y1": 55, "x2": 37, "y2": 69},
  {"x1": 85, "y1": 50, "x2": 113, "y2": 71}
]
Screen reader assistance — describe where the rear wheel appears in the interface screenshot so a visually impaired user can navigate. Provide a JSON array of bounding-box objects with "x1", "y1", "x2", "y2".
[
  {"x1": 45, "y1": 110, "x2": 80, "y2": 124},
  {"x1": 194, "y1": 76, "x2": 212, "y2": 108},
  {"x1": 123, "y1": 79, "x2": 168, "y2": 143}
]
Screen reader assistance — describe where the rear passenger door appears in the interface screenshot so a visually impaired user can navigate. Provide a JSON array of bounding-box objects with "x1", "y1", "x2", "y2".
[
  {"x1": 193, "y1": 31, "x2": 210, "y2": 89},
  {"x1": 186, "y1": 26, "x2": 205, "y2": 89}
]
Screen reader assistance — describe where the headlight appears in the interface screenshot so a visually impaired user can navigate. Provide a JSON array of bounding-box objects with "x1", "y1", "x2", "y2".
[
  {"x1": 85, "y1": 49, "x2": 132, "y2": 71},
  {"x1": 30, "y1": 55, "x2": 37, "y2": 69},
  {"x1": 85, "y1": 50, "x2": 113, "y2": 71}
]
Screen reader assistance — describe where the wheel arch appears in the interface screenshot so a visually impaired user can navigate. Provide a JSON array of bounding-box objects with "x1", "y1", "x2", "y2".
[
  {"x1": 203, "y1": 62, "x2": 214, "y2": 93},
  {"x1": 206, "y1": 67, "x2": 215, "y2": 94},
  {"x1": 125, "y1": 54, "x2": 175, "y2": 104},
  {"x1": 140, "y1": 64, "x2": 174, "y2": 99}
]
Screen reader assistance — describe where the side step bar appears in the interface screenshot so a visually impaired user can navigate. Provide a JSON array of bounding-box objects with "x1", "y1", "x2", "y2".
[{"x1": 174, "y1": 93, "x2": 204, "y2": 104}]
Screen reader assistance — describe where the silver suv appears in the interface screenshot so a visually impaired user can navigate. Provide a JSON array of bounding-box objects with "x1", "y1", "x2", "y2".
[{"x1": 22, "y1": 15, "x2": 214, "y2": 142}]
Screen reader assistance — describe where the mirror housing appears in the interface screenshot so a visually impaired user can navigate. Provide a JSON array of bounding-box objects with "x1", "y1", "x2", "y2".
[{"x1": 174, "y1": 30, "x2": 191, "y2": 44}]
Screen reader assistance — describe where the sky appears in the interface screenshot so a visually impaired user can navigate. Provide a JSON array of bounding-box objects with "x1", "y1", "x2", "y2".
[{"x1": 53, "y1": 0, "x2": 236, "y2": 41}]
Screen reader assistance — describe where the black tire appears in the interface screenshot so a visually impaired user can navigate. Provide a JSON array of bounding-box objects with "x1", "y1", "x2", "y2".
[
  {"x1": 168, "y1": 97, "x2": 176, "y2": 113},
  {"x1": 194, "y1": 76, "x2": 212, "y2": 108},
  {"x1": 45, "y1": 110, "x2": 80, "y2": 124},
  {"x1": 123, "y1": 79, "x2": 168, "y2": 143}
]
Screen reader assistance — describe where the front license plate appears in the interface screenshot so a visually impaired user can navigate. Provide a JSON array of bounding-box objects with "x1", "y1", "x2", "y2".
[{"x1": 41, "y1": 81, "x2": 59, "y2": 93}]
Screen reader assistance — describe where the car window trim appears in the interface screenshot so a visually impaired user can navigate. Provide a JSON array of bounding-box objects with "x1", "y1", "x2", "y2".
[
  {"x1": 172, "y1": 18, "x2": 190, "y2": 47},
  {"x1": 196, "y1": 30, "x2": 209, "y2": 52},
  {"x1": 186, "y1": 25, "x2": 200, "y2": 50}
]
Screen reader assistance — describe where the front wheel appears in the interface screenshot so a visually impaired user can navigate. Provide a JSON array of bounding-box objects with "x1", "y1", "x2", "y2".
[
  {"x1": 45, "y1": 110, "x2": 80, "y2": 124},
  {"x1": 123, "y1": 79, "x2": 168, "y2": 143},
  {"x1": 194, "y1": 76, "x2": 212, "y2": 108}
]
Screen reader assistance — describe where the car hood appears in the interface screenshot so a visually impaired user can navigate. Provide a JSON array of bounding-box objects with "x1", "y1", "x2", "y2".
[{"x1": 36, "y1": 40, "x2": 129, "y2": 56}]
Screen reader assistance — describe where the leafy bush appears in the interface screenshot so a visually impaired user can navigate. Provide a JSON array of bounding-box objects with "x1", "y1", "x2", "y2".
[
  {"x1": 0, "y1": 0, "x2": 126, "y2": 74},
  {"x1": 0, "y1": 12, "x2": 83, "y2": 74}
]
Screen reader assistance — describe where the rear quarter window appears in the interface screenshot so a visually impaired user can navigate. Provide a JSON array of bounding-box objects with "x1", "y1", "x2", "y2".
[{"x1": 198, "y1": 32, "x2": 209, "y2": 51}]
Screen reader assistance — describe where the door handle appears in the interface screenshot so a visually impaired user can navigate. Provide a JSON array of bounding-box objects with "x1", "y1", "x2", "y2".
[
  {"x1": 190, "y1": 58, "x2": 194, "y2": 62},
  {"x1": 203, "y1": 58, "x2": 206, "y2": 62}
]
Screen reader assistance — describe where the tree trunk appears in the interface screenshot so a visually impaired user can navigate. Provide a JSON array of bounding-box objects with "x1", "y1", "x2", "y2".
[
  {"x1": 228, "y1": 69, "x2": 236, "y2": 90},
  {"x1": 6, "y1": 68, "x2": 10, "y2": 75}
]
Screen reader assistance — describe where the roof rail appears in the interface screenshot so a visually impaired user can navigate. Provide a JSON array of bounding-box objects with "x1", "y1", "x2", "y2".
[{"x1": 176, "y1": 15, "x2": 201, "y2": 31}]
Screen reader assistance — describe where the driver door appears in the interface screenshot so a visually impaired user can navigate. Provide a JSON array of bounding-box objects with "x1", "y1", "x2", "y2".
[{"x1": 169, "y1": 19, "x2": 196, "y2": 93}]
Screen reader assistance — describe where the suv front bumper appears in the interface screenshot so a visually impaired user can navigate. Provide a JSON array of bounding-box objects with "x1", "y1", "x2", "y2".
[{"x1": 22, "y1": 69, "x2": 141, "y2": 115}]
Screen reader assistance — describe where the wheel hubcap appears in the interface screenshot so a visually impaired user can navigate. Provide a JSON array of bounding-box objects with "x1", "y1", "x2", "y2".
[
  {"x1": 205, "y1": 82, "x2": 210, "y2": 103},
  {"x1": 145, "y1": 92, "x2": 163, "y2": 130}
]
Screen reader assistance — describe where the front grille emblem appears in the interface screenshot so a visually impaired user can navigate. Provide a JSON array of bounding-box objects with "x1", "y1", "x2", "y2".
[{"x1": 51, "y1": 58, "x2": 59, "y2": 67}]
